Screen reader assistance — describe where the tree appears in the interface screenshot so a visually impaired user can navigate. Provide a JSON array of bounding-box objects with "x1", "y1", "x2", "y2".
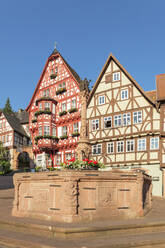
[
  {"x1": 0, "y1": 142, "x2": 11, "y2": 174},
  {"x1": 3, "y1": 97, "x2": 14, "y2": 115}
]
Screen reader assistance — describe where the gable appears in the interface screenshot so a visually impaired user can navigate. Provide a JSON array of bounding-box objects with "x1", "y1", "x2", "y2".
[
  {"x1": 26, "y1": 51, "x2": 81, "y2": 112},
  {"x1": 88, "y1": 54, "x2": 155, "y2": 109}
]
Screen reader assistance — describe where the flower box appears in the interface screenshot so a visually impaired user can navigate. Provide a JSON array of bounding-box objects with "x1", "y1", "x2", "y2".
[
  {"x1": 35, "y1": 109, "x2": 51, "y2": 117},
  {"x1": 50, "y1": 73, "x2": 57, "y2": 79},
  {"x1": 71, "y1": 132, "x2": 80, "y2": 137},
  {"x1": 56, "y1": 88, "x2": 67, "y2": 95},
  {"x1": 59, "y1": 111, "x2": 67, "y2": 117},
  {"x1": 60, "y1": 135, "x2": 68, "y2": 140},
  {"x1": 32, "y1": 119, "x2": 37, "y2": 123},
  {"x1": 68, "y1": 108, "x2": 78, "y2": 114}
]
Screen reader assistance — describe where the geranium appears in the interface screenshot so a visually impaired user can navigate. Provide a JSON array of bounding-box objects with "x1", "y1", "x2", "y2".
[
  {"x1": 83, "y1": 158, "x2": 89, "y2": 162},
  {"x1": 93, "y1": 161, "x2": 98, "y2": 165}
]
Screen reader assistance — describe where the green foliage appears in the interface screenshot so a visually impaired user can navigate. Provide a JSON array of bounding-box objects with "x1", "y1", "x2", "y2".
[
  {"x1": 0, "y1": 142, "x2": 11, "y2": 175},
  {"x1": 35, "y1": 135, "x2": 59, "y2": 142},
  {"x1": 61, "y1": 158, "x2": 105, "y2": 170},
  {"x1": 71, "y1": 132, "x2": 80, "y2": 137},
  {"x1": 60, "y1": 135, "x2": 68, "y2": 140},
  {"x1": 68, "y1": 108, "x2": 78, "y2": 113},
  {"x1": 3, "y1": 97, "x2": 14, "y2": 115},
  {"x1": 35, "y1": 166, "x2": 42, "y2": 172},
  {"x1": 59, "y1": 110, "x2": 67, "y2": 116},
  {"x1": 56, "y1": 88, "x2": 67, "y2": 95},
  {"x1": 35, "y1": 109, "x2": 51, "y2": 117}
]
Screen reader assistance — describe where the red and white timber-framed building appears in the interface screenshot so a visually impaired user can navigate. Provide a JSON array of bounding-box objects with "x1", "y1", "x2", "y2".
[{"x1": 26, "y1": 49, "x2": 81, "y2": 169}]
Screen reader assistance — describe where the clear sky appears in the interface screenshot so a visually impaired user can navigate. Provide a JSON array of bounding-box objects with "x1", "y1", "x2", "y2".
[{"x1": 0, "y1": 0, "x2": 165, "y2": 111}]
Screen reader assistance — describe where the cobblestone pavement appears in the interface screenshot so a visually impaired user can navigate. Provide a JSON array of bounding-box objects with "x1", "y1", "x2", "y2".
[{"x1": 1, "y1": 175, "x2": 165, "y2": 247}]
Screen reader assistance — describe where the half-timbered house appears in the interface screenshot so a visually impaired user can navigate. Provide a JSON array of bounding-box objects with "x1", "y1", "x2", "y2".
[
  {"x1": 87, "y1": 54, "x2": 164, "y2": 196},
  {"x1": 26, "y1": 49, "x2": 81, "y2": 168}
]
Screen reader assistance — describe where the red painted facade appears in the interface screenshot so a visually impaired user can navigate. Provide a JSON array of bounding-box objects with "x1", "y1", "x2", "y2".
[{"x1": 26, "y1": 49, "x2": 81, "y2": 168}]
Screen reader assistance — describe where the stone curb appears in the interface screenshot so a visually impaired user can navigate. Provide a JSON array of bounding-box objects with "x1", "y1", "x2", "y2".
[{"x1": 1, "y1": 219, "x2": 165, "y2": 236}]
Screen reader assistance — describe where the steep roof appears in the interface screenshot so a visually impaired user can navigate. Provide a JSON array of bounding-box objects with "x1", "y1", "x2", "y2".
[
  {"x1": 156, "y1": 73, "x2": 165, "y2": 101},
  {"x1": 15, "y1": 110, "x2": 29, "y2": 124},
  {"x1": 145, "y1": 90, "x2": 156, "y2": 103},
  {"x1": 87, "y1": 53, "x2": 156, "y2": 107},
  {"x1": 3, "y1": 112, "x2": 28, "y2": 137},
  {"x1": 26, "y1": 49, "x2": 81, "y2": 111}
]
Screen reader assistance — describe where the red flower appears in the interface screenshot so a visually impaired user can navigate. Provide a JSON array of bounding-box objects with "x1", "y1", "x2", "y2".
[
  {"x1": 83, "y1": 158, "x2": 89, "y2": 162},
  {"x1": 89, "y1": 160, "x2": 93, "y2": 163},
  {"x1": 93, "y1": 161, "x2": 98, "y2": 165}
]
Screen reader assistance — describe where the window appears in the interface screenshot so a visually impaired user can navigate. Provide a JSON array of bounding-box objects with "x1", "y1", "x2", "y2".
[
  {"x1": 133, "y1": 111, "x2": 142, "y2": 124},
  {"x1": 2, "y1": 135, "x2": 5, "y2": 143},
  {"x1": 3, "y1": 122, "x2": 5, "y2": 128},
  {"x1": 47, "y1": 154, "x2": 52, "y2": 166},
  {"x1": 0, "y1": 122, "x2": 2, "y2": 129},
  {"x1": 59, "y1": 83, "x2": 62, "y2": 89},
  {"x1": 150, "y1": 137, "x2": 159, "y2": 150},
  {"x1": 55, "y1": 67, "x2": 58, "y2": 74},
  {"x1": 62, "y1": 82, "x2": 66, "y2": 88},
  {"x1": 126, "y1": 140, "x2": 134, "y2": 152},
  {"x1": 44, "y1": 102, "x2": 50, "y2": 110},
  {"x1": 43, "y1": 89, "x2": 49, "y2": 97},
  {"x1": 123, "y1": 113, "x2": 131, "y2": 126},
  {"x1": 39, "y1": 103, "x2": 42, "y2": 110},
  {"x1": 104, "y1": 116, "x2": 112, "y2": 128},
  {"x1": 113, "y1": 72, "x2": 120, "y2": 82},
  {"x1": 44, "y1": 126, "x2": 50, "y2": 135},
  {"x1": 36, "y1": 155, "x2": 42, "y2": 166},
  {"x1": 72, "y1": 99, "x2": 76, "y2": 108},
  {"x1": 6, "y1": 135, "x2": 9, "y2": 142},
  {"x1": 52, "y1": 104, "x2": 55, "y2": 114},
  {"x1": 73, "y1": 123, "x2": 78, "y2": 133},
  {"x1": 114, "y1": 115, "x2": 122, "y2": 127},
  {"x1": 92, "y1": 119, "x2": 99, "y2": 131},
  {"x1": 62, "y1": 103, "x2": 66, "y2": 111},
  {"x1": 121, "y1": 89, "x2": 128, "y2": 100},
  {"x1": 98, "y1": 95, "x2": 105, "y2": 105},
  {"x1": 107, "y1": 142, "x2": 114, "y2": 154},
  {"x1": 39, "y1": 126, "x2": 42, "y2": 135},
  {"x1": 56, "y1": 154, "x2": 61, "y2": 165},
  {"x1": 117, "y1": 141, "x2": 124, "y2": 153},
  {"x1": 138, "y1": 138, "x2": 146, "y2": 151},
  {"x1": 65, "y1": 153, "x2": 72, "y2": 161},
  {"x1": 62, "y1": 126, "x2": 67, "y2": 136},
  {"x1": 92, "y1": 144, "x2": 102, "y2": 155},
  {"x1": 52, "y1": 127, "x2": 56, "y2": 136}
]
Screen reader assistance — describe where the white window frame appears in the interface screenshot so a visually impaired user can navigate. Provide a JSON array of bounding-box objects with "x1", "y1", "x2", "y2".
[
  {"x1": 133, "y1": 111, "x2": 142, "y2": 124},
  {"x1": 62, "y1": 103, "x2": 66, "y2": 111},
  {"x1": 62, "y1": 126, "x2": 67, "y2": 136},
  {"x1": 52, "y1": 127, "x2": 56, "y2": 136},
  {"x1": 107, "y1": 142, "x2": 114, "y2": 154},
  {"x1": 39, "y1": 126, "x2": 42, "y2": 135},
  {"x1": 117, "y1": 141, "x2": 124, "y2": 153},
  {"x1": 73, "y1": 123, "x2": 78, "y2": 133},
  {"x1": 150, "y1": 137, "x2": 159, "y2": 150},
  {"x1": 114, "y1": 115, "x2": 122, "y2": 127},
  {"x1": 113, "y1": 72, "x2": 120, "y2": 82},
  {"x1": 91, "y1": 119, "x2": 99, "y2": 131},
  {"x1": 98, "y1": 95, "x2": 105, "y2": 105},
  {"x1": 44, "y1": 102, "x2": 50, "y2": 110},
  {"x1": 123, "y1": 113, "x2": 131, "y2": 126},
  {"x1": 126, "y1": 140, "x2": 134, "y2": 152},
  {"x1": 92, "y1": 144, "x2": 102, "y2": 155},
  {"x1": 71, "y1": 99, "x2": 76, "y2": 108},
  {"x1": 121, "y1": 89, "x2": 128, "y2": 100},
  {"x1": 44, "y1": 126, "x2": 50, "y2": 135},
  {"x1": 104, "y1": 116, "x2": 112, "y2": 129},
  {"x1": 56, "y1": 154, "x2": 61, "y2": 165},
  {"x1": 138, "y1": 138, "x2": 146, "y2": 151}
]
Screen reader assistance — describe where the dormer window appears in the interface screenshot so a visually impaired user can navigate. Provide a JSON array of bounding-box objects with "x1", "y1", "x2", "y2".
[
  {"x1": 104, "y1": 116, "x2": 112, "y2": 128},
  {"x1": 113, "y1": 72, "x2": 120, "y2": 82}
]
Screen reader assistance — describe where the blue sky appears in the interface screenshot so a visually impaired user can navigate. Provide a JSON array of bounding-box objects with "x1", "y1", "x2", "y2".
[{"x1": 0, "y1": 0, "x2": 165, "y2": 111}]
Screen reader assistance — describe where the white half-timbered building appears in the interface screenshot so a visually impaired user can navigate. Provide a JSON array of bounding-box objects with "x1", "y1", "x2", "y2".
[{"x1": 87, "y1": 54, "x2": 165, "y2": 196}]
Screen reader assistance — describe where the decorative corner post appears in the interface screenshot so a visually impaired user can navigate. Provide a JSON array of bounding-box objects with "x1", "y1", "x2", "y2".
[{"x1": 76, "y1": 78, "x2": 91, "y2": 161}]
